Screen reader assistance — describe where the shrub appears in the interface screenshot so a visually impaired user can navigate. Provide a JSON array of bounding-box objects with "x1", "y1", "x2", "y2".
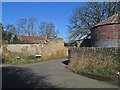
[
  {"x1": 2, "y1": 40, "x2": 8, "y2": 44},
  {"x1": 2, "y1": 48, "x2": 11, "y2": 63}
]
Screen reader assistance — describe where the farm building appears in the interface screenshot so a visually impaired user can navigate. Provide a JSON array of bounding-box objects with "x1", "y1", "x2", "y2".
[
  {"x1": 20, "y1": 36, "x2": 47, "y2": 44},
  {"x1": 91, "y1": 13, "x2": 120, "y2": 47}
]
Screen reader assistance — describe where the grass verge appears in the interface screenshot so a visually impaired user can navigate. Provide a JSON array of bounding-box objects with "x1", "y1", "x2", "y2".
[{"x1": 4, "y1": 55, "x2": 43, "y2": 64}]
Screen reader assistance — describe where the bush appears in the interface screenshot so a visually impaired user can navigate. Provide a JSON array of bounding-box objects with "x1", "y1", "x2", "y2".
[
  {"x1": 2, "y1": 48, "x2": 11, "y2": 63},
  {"x1": 2, "y1": 40, "x2": 8, "y2": 44}
]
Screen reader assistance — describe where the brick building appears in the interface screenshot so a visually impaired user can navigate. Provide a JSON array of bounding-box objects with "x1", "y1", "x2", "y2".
[{"x1": 91, "y1": 13, "x2": 120, "y2": 47}]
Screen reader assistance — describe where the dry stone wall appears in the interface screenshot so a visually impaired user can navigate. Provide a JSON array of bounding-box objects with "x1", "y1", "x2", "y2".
[{"x1": 68, "y1": 47, "x2": 119, "y2": 78}]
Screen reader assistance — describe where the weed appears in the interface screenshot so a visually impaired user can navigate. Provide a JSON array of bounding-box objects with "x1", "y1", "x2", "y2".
[{"x1": 5, "y1": 55, "x2": 43, "y2": 64}]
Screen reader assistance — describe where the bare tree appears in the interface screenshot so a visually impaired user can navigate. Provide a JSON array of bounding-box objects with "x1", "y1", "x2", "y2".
[
  {"x1": 104, "y1": 2, "x2": 118, "y2": 17},
  {"x1": 6, "y1": 24, "x2": 17, "y2": 35},
  {"x1": 0, "y1": 23, "x2": 2, "y2": 34},
  {"x1": 68, "y1": 2, "x2": 118, "y2": 40},
  {"x1": 0, "y1": 23, "x2": 2, "y2": 45},
  {"x1": 17, "y1": 17, "x2": 37, "y2": 36},
  {"x1": 39, "y1": 21, "x2": 58, "y2": 38}
]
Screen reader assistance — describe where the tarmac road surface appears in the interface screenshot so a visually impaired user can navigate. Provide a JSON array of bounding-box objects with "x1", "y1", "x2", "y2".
[{"x1": 2, "y1": 58, "x2": 119, "y2": 88}]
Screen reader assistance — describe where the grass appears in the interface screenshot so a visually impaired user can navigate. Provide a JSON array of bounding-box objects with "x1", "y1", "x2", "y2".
[
  {"x1": 68, "y1": 60, "x2": 118, "y2": 80},
  {"x1": 5, "y1": 55, "x2": 43, "y2": 64},
  {"x1": 79, "y1": 67, "x2": 117, "y2": 78},
  {"x1": 67, "y1": 63, "x2": 119, "y2": 85}
]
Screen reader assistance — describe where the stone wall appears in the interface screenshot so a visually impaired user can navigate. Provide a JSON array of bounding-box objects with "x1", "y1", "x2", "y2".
[
  {"x1": 0, "y1": 47, "x2": 2, "y2": 56},
  {"x1": 2, "y1": 38, "x2": 68, "y2": 60},
  {"x1": 68, "y1": 47, "x2": 119, "y2": 78}
]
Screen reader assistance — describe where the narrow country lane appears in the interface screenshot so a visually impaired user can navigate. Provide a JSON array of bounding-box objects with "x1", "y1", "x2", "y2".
[{"x1": 2, "y1": 58, "x2": 119, "y2": 88}]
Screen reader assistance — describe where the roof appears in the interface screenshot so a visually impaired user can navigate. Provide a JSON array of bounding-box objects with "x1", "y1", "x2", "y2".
[
  {"x1": 20, "y1": 36, "x2": 47, "y2": 43},
  {"x1": 93, "y1": 13, "x2": 120, "y2": 28}
]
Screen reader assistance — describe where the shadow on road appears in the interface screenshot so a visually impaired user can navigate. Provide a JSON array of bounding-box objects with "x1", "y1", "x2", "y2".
[
  {"x1": 2, "y1": 66, "x2": 57, "y2": 88},
  {"x1": 62, "y1": 59, "x2": 70, "y2": 65}
]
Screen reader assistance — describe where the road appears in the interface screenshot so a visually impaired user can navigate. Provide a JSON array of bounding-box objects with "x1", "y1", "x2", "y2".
[{"x1": 2, "y1": 58, "x2": 119, "y2": 88}]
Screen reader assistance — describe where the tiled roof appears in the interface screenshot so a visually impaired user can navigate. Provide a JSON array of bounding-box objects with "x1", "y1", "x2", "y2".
[
  {"x1": 20, "y1": 36, "x2": 47, "y2": 43},
  {"x1": 93, "y1": 13, "x2": 120, "y2": 28}
]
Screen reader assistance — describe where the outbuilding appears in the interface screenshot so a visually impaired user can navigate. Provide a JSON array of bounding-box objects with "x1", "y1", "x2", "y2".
[{"x1": 91, "y1": 13, "x2": 120, "y2": 47}]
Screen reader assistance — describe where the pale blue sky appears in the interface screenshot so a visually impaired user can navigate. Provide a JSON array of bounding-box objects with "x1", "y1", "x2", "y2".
[
  {"x1": 2, "y1": 2, "x2": 86, "y2": 42},
  {"x1": 2, "y1": 0, "x2": 114, "y2": 2},
  {"x1": 0, "y1": 2, "x2": 2, "y2": 22}
]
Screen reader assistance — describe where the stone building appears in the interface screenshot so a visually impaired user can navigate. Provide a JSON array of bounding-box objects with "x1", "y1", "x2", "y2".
[
  {"x1": 91, "y1": 13, "x2": 120, "y2": 47},
  {"x1": 20, "y1": 36, "x2": 47, "y2": 44}
]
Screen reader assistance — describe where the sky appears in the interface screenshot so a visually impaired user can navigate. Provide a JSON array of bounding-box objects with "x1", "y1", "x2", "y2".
[
  {"x1": 0, "y1": 2, "x2": 2, "y2": 22},
  {"x1": 2, "y1": 2, "x2": 86, "y2": 42},
  {"x1": 2, "y1": 0, "x2": 118, "y2": 2}
]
